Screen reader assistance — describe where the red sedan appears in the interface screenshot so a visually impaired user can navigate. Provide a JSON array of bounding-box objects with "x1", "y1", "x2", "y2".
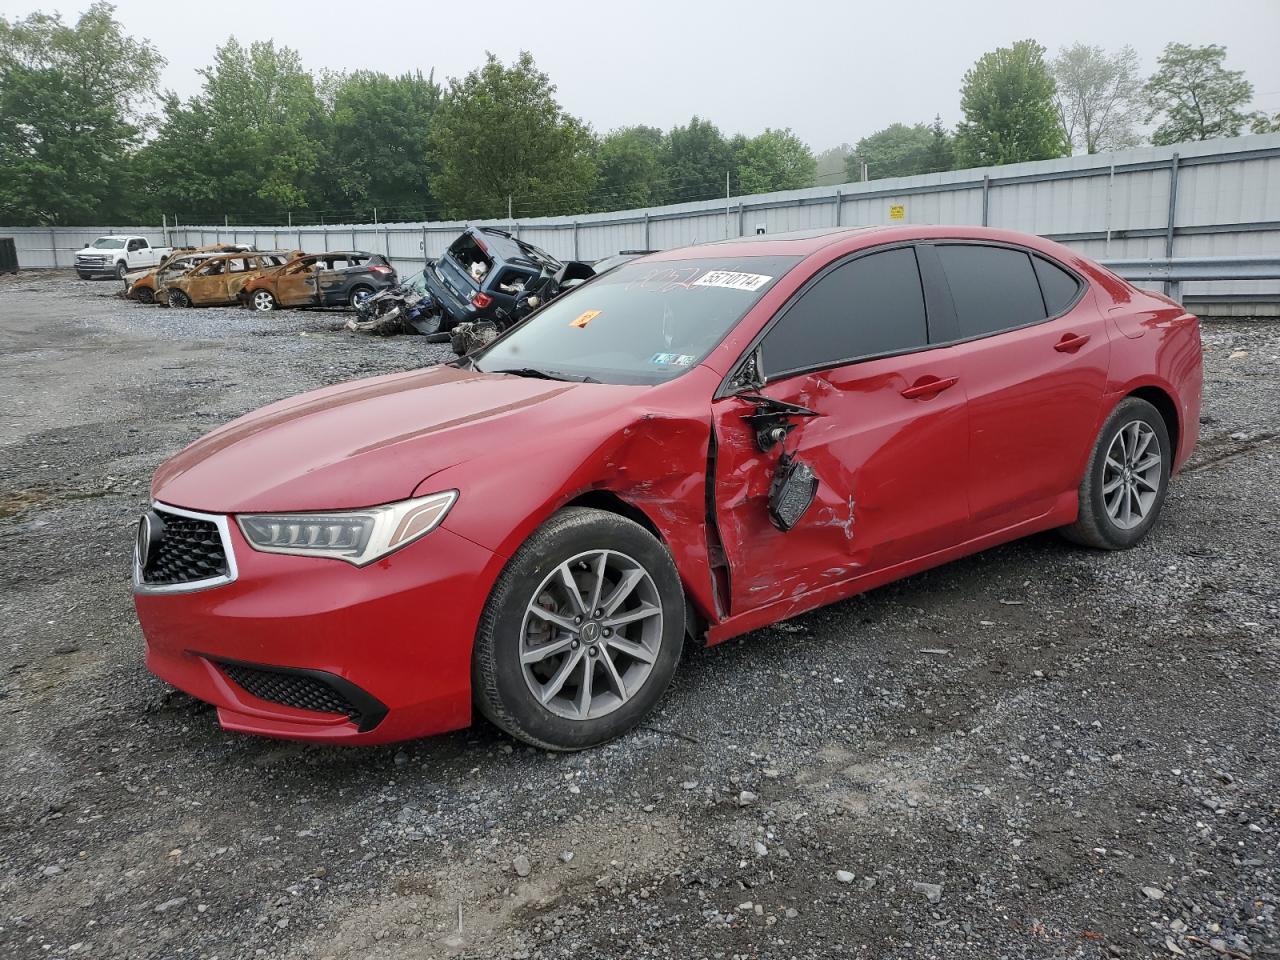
[{"x1": 133, "y1": 226, "x2": 1202, "y2": 749}]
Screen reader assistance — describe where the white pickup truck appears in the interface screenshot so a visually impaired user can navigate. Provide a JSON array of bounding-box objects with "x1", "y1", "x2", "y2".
[{"x1": 73, "y1": 235, "x2": 172, "y2": 280}]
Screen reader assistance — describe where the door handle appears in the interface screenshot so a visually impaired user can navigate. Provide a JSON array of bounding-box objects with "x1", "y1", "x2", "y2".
[
  {"x1": 1054, "y1": 333, "x2": 1090, "y2": 353},
  {"x1": 900, "y1": 375, "x2": 958, "y2": 400}
]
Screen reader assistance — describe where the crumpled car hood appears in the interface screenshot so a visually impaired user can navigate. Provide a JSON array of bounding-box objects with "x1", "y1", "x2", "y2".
[{"x1": 152, "y1": 364, "x2": 618, "y2": 513}]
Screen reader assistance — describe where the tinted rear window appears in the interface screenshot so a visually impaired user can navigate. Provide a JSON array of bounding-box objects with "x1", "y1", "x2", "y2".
[
  {"x1": 935, "y1": 244, "x2": 1047, "y2": 339},
  {"x1": 477, "y1": 255, "x2": 800, "y2": 386},
  {"x1": 761, "y1": 247, "x2": 928, "y2": 377},
  {"x1": 1034, "y1": 256, "x2": 1083, "y2": 315}
]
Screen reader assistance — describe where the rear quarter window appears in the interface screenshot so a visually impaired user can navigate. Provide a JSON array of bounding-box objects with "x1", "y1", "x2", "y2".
[{"x1": 1033, "y1": 256, "x2": 1084, "y2": 315}]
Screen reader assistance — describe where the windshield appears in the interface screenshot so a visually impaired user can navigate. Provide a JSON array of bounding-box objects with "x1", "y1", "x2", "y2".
[
  {"x1": 400, "y1": 269, "x2": 431, "y2": 295},
  {"x1": 475, "y1": 254, "x2": 799, "y2": 385},
  {"x1": 91, "y1": 238, "x2": 125, "y2": 249}
]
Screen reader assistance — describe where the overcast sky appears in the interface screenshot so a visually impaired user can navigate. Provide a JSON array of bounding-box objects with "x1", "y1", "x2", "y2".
[{"x1": 5, "y1": 0, "x2": 1280, "y2": 150}]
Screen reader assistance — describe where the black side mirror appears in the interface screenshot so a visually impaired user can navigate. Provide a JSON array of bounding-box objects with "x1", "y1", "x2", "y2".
[{"x1": 768, "y1": 455, "x2": 819, "y2": 532}]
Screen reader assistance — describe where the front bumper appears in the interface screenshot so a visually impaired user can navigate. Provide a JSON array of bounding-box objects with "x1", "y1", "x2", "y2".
[
  {"x1": 134, "y1": 504, "x2": 500, "y2": 744},
  {"x1": 75, "y1": 259, "x2": 115, "y2": 277}
]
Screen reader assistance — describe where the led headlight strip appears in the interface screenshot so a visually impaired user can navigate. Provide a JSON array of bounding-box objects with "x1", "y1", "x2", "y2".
[{"x1": 237, "y1": 491, "x2": 457, "y2": 566}]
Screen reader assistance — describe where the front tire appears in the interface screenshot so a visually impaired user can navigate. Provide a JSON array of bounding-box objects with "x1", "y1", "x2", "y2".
[
  {"x1": 250, "y1": 289, "x2": 276, "y2": 312},
  {"x1": 135, "y1": 287, "x2": 154, "y2": 304},
  {"x1": 166, "y1": 288, "x2": 192, "y2": 308},
  {"x1": 115, "y1": 261, "x2": 128, "y2": 281},
  {"x1": 472, "y1": 507, "x2": 685, "y2": 750},
  {"x1": 1061, "y1": 397, "x2": 1171, "y2": 550}
]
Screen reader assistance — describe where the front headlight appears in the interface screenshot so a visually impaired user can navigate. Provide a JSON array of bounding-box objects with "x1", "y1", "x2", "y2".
[{"x1": 236, "y1": 491, "x2": 457, "y2": 566}]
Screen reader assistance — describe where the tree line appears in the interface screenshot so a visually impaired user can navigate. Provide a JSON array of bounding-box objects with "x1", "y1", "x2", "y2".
[{"x1": 1, "y1": 3, "x2": 1276, "y2": 227}]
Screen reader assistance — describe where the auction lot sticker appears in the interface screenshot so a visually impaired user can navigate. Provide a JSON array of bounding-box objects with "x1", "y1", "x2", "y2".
[
  {"x1": 570, "y1": 310, "x2": 601, "y2": 328},
  {"x1": 692, "y1": 271, "x2": 773, "y2": 292}
]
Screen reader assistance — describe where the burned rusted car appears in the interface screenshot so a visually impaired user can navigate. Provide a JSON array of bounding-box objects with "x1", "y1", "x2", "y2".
[
  {"x1": 238, "y1": 252, "x2": 396, "y2": 311},
  {"x1": 124, "y1": 244, "x2": 254, "y2": 304},
  {"x1": 158, "y1": 251, "x2": 297, "y2": 308}
]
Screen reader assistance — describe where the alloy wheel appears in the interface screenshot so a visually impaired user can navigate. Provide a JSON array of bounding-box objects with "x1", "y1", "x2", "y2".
[
  {"x1": 252, "y1": 290, "x2": 274, "y2": 312},
  {"x1": 520, "y1": 550, "x2": 663, "y2": 721},
  {"x1": 1103, "y1": 420, "x2": 1162, "y2": 530}
]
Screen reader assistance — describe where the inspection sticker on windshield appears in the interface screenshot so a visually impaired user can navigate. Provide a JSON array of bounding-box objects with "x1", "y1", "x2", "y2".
[
  {"x1": 649, "y1": 353, "x2": 696, "y2": 367},
  {"x1": 569, "y1": 309, "x2": 601, "y2": 328},
  {"x1": 692, "y1": 270, "x2": 773, "y2": 292}
]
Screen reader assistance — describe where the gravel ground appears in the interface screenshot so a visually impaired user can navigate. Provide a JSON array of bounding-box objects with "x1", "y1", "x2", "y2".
[{"x1": 1, "y1": 271, "x2": 1277, "y2": 960}]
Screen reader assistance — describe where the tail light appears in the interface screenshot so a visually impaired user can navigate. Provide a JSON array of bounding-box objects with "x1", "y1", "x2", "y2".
[
  {"x1": 471, "y1": 292, "x2": 493, "y2": 309},
  {"x1": 369, "y1": 265, "x2": 393, "y2": 275}
]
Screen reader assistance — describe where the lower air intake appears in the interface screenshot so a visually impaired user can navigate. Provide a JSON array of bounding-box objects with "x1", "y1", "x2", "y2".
[{"x1": 216, "y1": 660, "x2": 387, "y2": 732}]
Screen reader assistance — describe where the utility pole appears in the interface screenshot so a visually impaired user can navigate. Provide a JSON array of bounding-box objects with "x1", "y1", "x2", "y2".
[
  {"x1": 725, "y1": 170, "x2": 731, "y2": 239},
  {"x1": 508, "y1": 195, "x2": 513, "y2": 222}
]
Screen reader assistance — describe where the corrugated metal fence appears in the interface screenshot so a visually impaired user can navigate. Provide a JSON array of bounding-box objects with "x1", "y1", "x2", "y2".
[{"x1": 4, "y1": 132, "x2": 1279, "y2": 315}]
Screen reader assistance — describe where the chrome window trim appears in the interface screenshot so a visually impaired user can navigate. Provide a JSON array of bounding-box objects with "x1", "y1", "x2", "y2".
[{"x1": 132, "y1": 501, "x2": 239, "y2": 595}]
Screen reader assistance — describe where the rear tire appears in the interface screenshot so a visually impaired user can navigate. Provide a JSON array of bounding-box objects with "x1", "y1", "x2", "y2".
[
  {"x1": 348, "y1": 285, "x2": 374, "y2": 310},
  {"x1": 1060, "y1": 397, "x2": 1170, "y2": 550},
  {"x1": 472, "y1": 508, "x2": 685, "y2": 751}
]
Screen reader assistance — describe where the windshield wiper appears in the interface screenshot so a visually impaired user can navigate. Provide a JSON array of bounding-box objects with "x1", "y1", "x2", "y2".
[{"x1": 488, "y1": 366, "x2": 599, "y2": 383}]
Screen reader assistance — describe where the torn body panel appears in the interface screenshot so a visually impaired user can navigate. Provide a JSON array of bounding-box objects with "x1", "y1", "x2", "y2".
[
  {"x1": 420, "y1": 365, "x2": 724, "y2": 630},
  {"x1": 710, "y1": 352, "x2": 970, "y2": 614}
]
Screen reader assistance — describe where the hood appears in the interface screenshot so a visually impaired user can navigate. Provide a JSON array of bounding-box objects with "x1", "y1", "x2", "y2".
[{"x1": 152, "y1": 364, "x2": 637, "y2": 513}]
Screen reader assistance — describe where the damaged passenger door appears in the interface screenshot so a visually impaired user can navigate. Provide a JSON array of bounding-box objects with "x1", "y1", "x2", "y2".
[
  {"x1": 710, "y1": 245, "x2": 971, "y2": 615},
  {"x1": 275, "y1": 257, "x2": 322, "y2": 307}
]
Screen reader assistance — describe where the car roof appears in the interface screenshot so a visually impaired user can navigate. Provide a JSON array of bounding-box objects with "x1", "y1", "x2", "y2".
[{"x1": 643, "y1": 225, "x2": 1079, "y2": 262}]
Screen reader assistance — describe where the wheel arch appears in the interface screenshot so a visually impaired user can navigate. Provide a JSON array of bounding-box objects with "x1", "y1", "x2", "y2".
[
  {"x1": 1125, "y1": 384, "x2": 1180, "y2": 460},
  {"x1": 560, "y1": 490, "x2": 710, "y2": 641}
]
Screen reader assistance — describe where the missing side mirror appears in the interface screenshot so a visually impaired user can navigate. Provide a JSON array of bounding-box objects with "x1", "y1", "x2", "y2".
[{"x1": 732, "y1": 345, "x2": 766, "y2": 392}]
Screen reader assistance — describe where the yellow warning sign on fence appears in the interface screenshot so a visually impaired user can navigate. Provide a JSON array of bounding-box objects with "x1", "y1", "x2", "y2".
[{"x1": 889, "y1": 204, "x2": 906, "y2": 221}]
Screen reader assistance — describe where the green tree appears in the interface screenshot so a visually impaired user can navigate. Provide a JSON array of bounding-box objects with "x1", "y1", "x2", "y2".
[
  {"x1": 1145, "y1": 43, "x2": 1254, "y2": 145},
  {"x1": 0, "y1": 2, "x2": 163, "y2": 224},
  {"x1": 593, "y1": 125, "x2": 665, "y2": 209},
  {"x1": 428, "y1": 52, "x2": 596, "y2": 219},
  {"x1": 1052, "y1": 43, "x2": 1143, "y2": 153},
  {"x1": 734, "y1": 128, "x2": 815, "y2": 194},
  {"x1": 322, "y1": 69, "x2": 440, "y2": 219},
  {"x1": 926, "y1": 115, "x2": 955, "y2": 171},
  {"x1": 814, "y1": 143, "x2": 853, "y2": 185},
  {"x1": 954, "y1": 39, "x2": 1068, "y2": 167},
  {"x1": 141, "y1": 38, "x2": 325, "y2": 222},
  {"x1": 849, "y1": 120, "x2": 953, "y2": 180},
  {"x1": 661, "y1": 116, "x2": 733, "y2": 203},
  {"x1": 1252, "y1": 111, "x2": 1280, "y2": 134}
]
